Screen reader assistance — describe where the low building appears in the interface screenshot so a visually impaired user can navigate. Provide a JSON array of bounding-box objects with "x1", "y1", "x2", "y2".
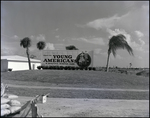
[{"x1": 1, "y1": 55, "x2": 41, "y2": 72}]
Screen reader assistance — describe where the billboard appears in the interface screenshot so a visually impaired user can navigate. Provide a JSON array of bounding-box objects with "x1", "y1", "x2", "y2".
[{"x1": 41, "y1": 50, "x2": 94, "y2": 68}]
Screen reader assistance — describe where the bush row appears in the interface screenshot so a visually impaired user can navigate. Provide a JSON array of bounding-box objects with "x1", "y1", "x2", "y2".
[{"x1": 37, "y1": 66, "x2": 96, "y2": 71}]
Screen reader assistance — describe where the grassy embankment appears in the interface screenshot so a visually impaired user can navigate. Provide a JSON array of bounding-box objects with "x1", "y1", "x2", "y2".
[{"x1": 1, "y1": 70, "x2": 149, "y2": 99}]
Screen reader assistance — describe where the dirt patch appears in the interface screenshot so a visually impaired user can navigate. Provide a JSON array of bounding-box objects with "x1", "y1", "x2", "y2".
[{"x1": 16, "y1": 96, "x2": 149, "y2": 117}]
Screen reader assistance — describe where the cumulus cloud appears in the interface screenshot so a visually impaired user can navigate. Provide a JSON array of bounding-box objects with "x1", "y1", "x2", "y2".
[
  {"x1": 72, "y1": 37, "x2": 105, "y2": 45},
  {"x1": 134, "y1": 31, "x2": 145, "y2": 46},
  {"x1": 30, "y1": 35, "x2": 35, "y2": 40},
  {"x1": 86, "y1": 14, "x2": 120, "y2": 30},
  {"x1": 106, "y1": 28, "x2": 146, "y2": 52},
  {"x1": 116, "y1": 5, "x2": 149, "y2": 32},
  {"x1": 36, "y1": 34, "x2": 46, "y2": 41},
  {"x1": 135, "y1": 31, "x2": 144, "y2": 38},
  {"x1": 54, "y1": 44, "x2": 66, "y2": 50},
  {"x1": 137, "y1": 55, "x2": 143, "y2": 60},
  {"x1": 44, "y1": 43, "x2": 55, "y2": 50},
  {"x1": 138, "y1": 38, "x2": 145, "y2": 46},
  {"x1": 78, "y1": 4, "x2": 148, "y2": 34},
  {"x1": 106, "y1": 28, "x2": 132, "y2": 44}
]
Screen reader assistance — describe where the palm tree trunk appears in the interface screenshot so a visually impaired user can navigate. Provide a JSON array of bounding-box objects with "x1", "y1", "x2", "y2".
[
  {"x1": 26, "y1": 48, "x2": 31, "y2": 70},
  {"x1": 106, "y1": 50, "x2": 111, "y2": 72}
]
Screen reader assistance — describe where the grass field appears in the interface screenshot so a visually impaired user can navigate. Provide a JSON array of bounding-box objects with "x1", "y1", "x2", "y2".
[
  {"x1": 1, "y1": 70, "x2": 149, "y2": 100},
  {"x1": 1, "y1": 70, "x2": 149, "y2": 89}
]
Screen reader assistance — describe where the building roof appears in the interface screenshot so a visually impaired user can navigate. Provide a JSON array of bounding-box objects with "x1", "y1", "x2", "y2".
[{"x1": 1, "y1": 55, "x2": 41, "y2": 63}]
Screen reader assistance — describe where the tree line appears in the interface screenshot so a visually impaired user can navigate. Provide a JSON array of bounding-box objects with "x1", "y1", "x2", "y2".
[{"x1": 20, "y1": 34, "x2": 134, "y2": 72}]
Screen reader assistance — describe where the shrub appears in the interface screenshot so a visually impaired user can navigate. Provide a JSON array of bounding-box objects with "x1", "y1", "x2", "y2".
[
  {"x1": 70, "y1": 67, "x2": 75, "y2": 70},
  {"x1": 49, "y1": 66, "x2": 53, "y2": 69},
  {"x1": 42, "y1": 66, "x2": 46, "y2": 69},
  {"x1": 60, "y1": 66, "x2": 64, "y2": 70},
  {"x1": 37, "y1": 66, "x2": 41, "y2": 70},
  {"x1": 45, "y1": 66, "x2": 49, "y2": 69},
  {"x1": 56, "y1": 66, "x2": 60, "y2": 70},
  {"x1": 89, "y1": 67, "x2": 92, "y2": 70},
  {"x1": 75, "y1": 67, "x2": 79, "y2": 70},
  {"x1": 53, "y1": 66, "x2": 56, "y2": 70},
  {"x1": 64, "y1": 66, "x2": 67, "y2": 70},
  {"x1": 41, "y1": 66, "x2": 43, "y2": 69},
  {"x1": 67, "y1": 66, "x2": 71, "y2": 70},
  {"x1": 8, "y1": 68, "x2": 12, "y2": 72},
  {"x1": 92, "y1": 67, "x2": 96, "y2": 71}
]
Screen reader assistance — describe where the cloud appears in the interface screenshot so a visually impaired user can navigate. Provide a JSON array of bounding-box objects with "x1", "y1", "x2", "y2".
[
  {"x1": 106, "y1": 28, "x2": 132, "y2": 44},
  {"x1": 2, "y1": 34, "x2": 20, "y2": 40},
  {"x1": 55, "y1": 35, "x2": 60, "y2": 38},
  {"x1": 1, "y1": 47, "x2": 16, "y2": 55},
  {"x1": 116, "y1": 54, "x2": 123, "y2": 59},
  {"x1": 110, "y1": 54, "x2": 123, "y2": 60},
  {"x1": 55, "y1": 28, "x2": 59, "y2": 31},
  {"x1": 36, "y1": 34, "x2": 46, "y2": 41},
  {"x1": 86, "y1": 14, "x2": 120, "y2": 30},
  {"x1": 52, "y1": 28, "x2": 59, "y2": 34},
  {"x1": 106, "y1": 28, "x2": 147, "y2": 53},
  {"x1": 30, "y1": 35, "x2": 35, "y2": 40},
  {"x1": 99, "y1": 52, "x2": 123, "y2": 60},
  {"x1": 137, "y1": 55, "x2": 143, "y2": 60},
  {"x1": 94, "y1": 49, "x2": 102, "y2": 54},
  {"x1": 134, "y1": 31, "x2": 145, "y2": 46},
  {"x1": 100, "y1": 52, "x2": 107, "y2": 57},
  {"x1": 12, "y1": 35, "x2": 19, "y2": 40},
  {"x1": 72, "y1": 37, "x2": 105, "y2": 45},
  {"x1": 54, "y1": 44, "x2": 66, "y2": 50},
  {"x1": 116, "y1": 5, "x2": 149, "y2": 32},
  {"x1": 135, "y1": 31, "x2": 144, "y2": 38},
  {"x1": 44, "y1": 43, "x2": 55, "y2": 50},
  {"x1": 138, "y1": 38, "x2": 145, "y2": 46},
  {"x1": 79, "y1": 4, "x2": 148, "y2": 34}
]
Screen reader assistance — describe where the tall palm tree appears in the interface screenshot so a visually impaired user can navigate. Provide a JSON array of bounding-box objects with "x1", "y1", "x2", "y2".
[
  {"x1": 20, "y1": 37, "x2": 32, "y2": 70},
  {"x1": 106, "y1": 34, "x2": 134, "y2": 72},
  {"x1": 37, "y1": 41, "x2": 46, "y2": 60}
]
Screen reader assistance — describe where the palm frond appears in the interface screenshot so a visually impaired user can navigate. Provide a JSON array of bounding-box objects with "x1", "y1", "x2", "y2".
[
  {"x1": 109, "y1": 34, "x2": 134, "y2": 57},
  {"x1": 124, "y1": 43, "x2": 134, "y2": 56},
  {"x1": 20, "y1": 37, "x2": 31, "y2": 48},
  {"x1": 37, "y1": 41, "x2": 46, "y2": 50}
]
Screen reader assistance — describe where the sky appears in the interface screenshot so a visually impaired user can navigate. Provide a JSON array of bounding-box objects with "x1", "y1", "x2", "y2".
[{"x1": 1, "y1": 1, "x2": 149, "y2": 68}]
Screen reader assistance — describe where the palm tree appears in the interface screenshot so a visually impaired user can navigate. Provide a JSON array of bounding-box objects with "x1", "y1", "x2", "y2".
[
  {"x1": 37, "y1": 41, "x2": 46, "y2": 61},
  {"x1": 106, "y1": 34, "x2": 134, "y2": 72},
  {"x1": 37, "y1": 41, "x2": 46, "y2": 50},
  {"x1": 66, "y1": 45, "x2": 78, "y2": 50},
  {"x1": 20, "y1": 37, "x2": 32, "y2": 70}
]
